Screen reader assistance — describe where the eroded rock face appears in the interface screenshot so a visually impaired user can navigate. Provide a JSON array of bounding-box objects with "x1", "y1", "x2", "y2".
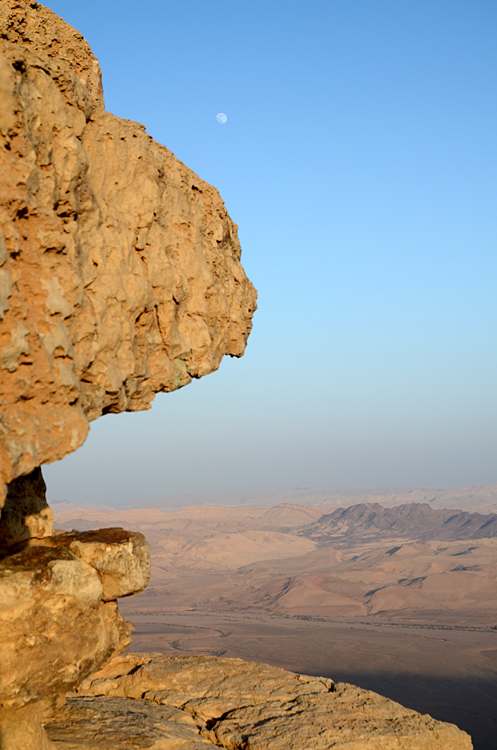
[
  {"x1": 0, "y1": 527, "x2": 150, "y2": 748},
  {"x1": 0, "y1": 0, "x2": 257, "y2": 510},
  {"x1": 0, "y1": 3, "x2": 471, "y2": 750},
  {"x1": 0, "y1": 545, "x2": 127, "y2": 709},
  {"x1": 44, "y1": 652, "x2": 473, "y2": 749},
  {"x1": 0, "y1": 2, "x2": 255, "y2": 746},
  {"x1": 52, "y1": 527, "x2": 151, "y2": 601}
]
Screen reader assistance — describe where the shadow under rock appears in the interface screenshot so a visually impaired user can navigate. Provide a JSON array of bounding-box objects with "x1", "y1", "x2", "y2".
[{"x1": 321, "y1": 670, "x2": 497, "y2": 750}]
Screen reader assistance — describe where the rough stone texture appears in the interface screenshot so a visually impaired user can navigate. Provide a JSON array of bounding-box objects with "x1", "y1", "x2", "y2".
[
  {"x1": 0, "y1": 530, "x2": 150, "y2": 708},
  {"x1": 0, "y1": 2, "x2": 255, "y2": 747},
  {"x1": 51, "y1": 527, "x2": 151, "y2": 601},
  {"x1": 47, "y1": 698, "x2": 214, "y2": 750},
  {"x1": 0, "y1": 0, "x2": 257, "y2": 512},
  {"x1": 0, "y1": 528, "x2": 150, "y2": 748},
  {"x1": 43, "y1": 652, "x2": 473, "y2": 749}
]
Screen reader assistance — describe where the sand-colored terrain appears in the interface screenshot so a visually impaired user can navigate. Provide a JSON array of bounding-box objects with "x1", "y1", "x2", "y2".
[
  {"x1": 54, "y1": 501, "x2": 497, "y2": 624},
  {"x1": 2, "y1": 1, "x2": 475, "y2": 746},
  {"x1": 54, "y1": 499, "x2": 497, "y2": 748},
  {"x1": 119, "y1": 610, "x2": 496, "y2": 750},
  {"x1": 46, "y1": 651, "x2": 473, "y2": 750}
]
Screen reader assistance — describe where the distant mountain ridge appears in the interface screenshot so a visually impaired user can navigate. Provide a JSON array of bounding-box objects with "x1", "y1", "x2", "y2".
[
  {"x1": 49, "y1": 482, "x2": 497, "y2": 516},
  {"x1": 53, "y1": 499, "x2": 497, "y2": 546},
  {"x1": 110, "y1": 482, "x2": 497, "y2": 515},
  {"x1": 296, "y1": 502, "x2": 497, "y2": 547}
]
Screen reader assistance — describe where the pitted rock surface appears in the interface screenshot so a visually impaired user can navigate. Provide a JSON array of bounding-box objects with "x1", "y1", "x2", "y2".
[
  {"x1": 51, "y1": 527, "x2": 151, "y2": 600},
  {"x1": 0, "y1": 525, "x2": 151, "y2": 710},
  {"x1": 44, "y1": 652, "x2": 473, "y2": 749},
  {"x1": 0, "y1": 0, "x2": 256, "y2": 507},
  {"x1": 0, "y1": 4, "x2": 474, "y2": 750},
  {"x1": 0, "y1": 2, "x2": 255, "y2": 747}
]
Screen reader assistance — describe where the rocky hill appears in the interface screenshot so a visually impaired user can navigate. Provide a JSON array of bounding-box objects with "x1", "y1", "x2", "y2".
[{"x1": 296, "y1": 502, "x2": 497, "y2": 546}]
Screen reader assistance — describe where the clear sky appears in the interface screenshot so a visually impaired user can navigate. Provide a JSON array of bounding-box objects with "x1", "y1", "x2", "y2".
[{"x1": 42, "y1": 0, "x2": 497, "y2": 505}]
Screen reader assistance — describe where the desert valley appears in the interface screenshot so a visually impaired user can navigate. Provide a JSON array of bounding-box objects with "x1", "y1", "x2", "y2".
[{"x1": 54, "y1": 487, "x2": 497, "y2": 750}]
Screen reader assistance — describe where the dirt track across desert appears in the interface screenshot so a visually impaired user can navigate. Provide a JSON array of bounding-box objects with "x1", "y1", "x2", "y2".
[
  {"x1": 121, "y1": 608, "x2": 497, "y2": 750},
  {"x1": 55, "y1": 497, "x2": 497, "y2": 749}
]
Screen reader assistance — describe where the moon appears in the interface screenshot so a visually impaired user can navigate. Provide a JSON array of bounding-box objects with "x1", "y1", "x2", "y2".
[{"x1": 216, "y1": 113, "x2": 227, "y2": 124}]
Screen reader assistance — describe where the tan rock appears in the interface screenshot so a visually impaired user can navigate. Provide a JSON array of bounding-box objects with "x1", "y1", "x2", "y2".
[
  {"x1": 0, "y1": 702, "x2": 54, "y2": 750},
  {"x1": 0, "y1": 543, "x2": 132, "y2": 710},
  {"x1": 50, "y1": 527, "x2": 151, "y2": 601},
  {"x1": 0, "y1": 0, "x2": 256, "y2": 511},
  {"x1": 0, "y1": 1, "x2": 255, "y2": 747},
  {"x1": 0, "y1": 525, "x2": 152, "y2": 747},
  {"x1": 45, "y1": 697, "x2": 214, "y2": 750},
  {"x1": 43, "y1": 652, "x2": 472, "y2": 749}
]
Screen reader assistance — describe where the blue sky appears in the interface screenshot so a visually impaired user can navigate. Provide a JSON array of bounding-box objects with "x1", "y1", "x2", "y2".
[{"x1": 42, "y1": 0, "x2": 497, "y2": 504}]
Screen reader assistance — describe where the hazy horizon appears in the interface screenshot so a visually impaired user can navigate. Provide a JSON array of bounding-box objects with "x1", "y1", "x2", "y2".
[{"x1": 47, "y1": 479, "x2": 497, "y2": 514}]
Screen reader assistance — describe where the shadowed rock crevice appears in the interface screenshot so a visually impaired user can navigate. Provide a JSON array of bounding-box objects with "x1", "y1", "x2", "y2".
[{"x1": 0, "y1": 468, "x2": 53, "y2": 549}]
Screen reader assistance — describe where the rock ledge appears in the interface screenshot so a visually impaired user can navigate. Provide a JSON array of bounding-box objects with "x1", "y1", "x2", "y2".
[{"x1": 45, "y1": 652, "x2": 473, "y2": 749}]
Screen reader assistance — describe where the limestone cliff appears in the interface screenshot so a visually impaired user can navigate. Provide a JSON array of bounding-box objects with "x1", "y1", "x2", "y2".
[
  {"x1": 0, "y1": 1, "x2": 255, "y2": 747},
  {"x1": 0, "y1": 0, "x2": 256, "y2": 511}
]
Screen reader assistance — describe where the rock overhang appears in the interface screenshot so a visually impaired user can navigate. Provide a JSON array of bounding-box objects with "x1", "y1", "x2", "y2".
[{"x1": 0, "y1": 0, "x2": 257, "y2": 511}]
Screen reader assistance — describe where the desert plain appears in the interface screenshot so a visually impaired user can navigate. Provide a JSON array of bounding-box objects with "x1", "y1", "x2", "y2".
[{"x1": 54, "y1": 490, "x2": 497, "y2": 750}]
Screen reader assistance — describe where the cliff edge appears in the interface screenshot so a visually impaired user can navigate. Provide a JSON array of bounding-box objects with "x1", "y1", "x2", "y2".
[
  {"x1": 0, "y1": 1, "x2": 256, "y2": 746},
  {"x1": 0, "y1": 0, "x2": 256, "y2": 514},
  {"x1": 47, "y1": 652, "x2": 473, "y2": 749}
]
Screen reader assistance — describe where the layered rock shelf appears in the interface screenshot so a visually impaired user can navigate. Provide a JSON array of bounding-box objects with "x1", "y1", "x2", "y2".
[
  {"x1": 46, "y1": 653, "x2": 472, "y2": 749},
  {"x1": 0, "y1": 517, "x2": 150, "y2": 748},
  {"x1": 0, "y1": 2, "x2": 473, "y2": 748}
]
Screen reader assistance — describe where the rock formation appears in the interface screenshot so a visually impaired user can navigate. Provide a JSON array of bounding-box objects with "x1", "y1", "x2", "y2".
[
  {"x1": 0, "y1": 524, "x2": 149, "y2": 748},
  {"x1": 0, "y1": 0, "x2": 256, "y2": 510},
  {"x1": 0, "y1": 0, "x2": 255, "y2": 746},
  {"x1": 0, "y1": 2, "x2": 473, "y2": 749},
  {"x1": 46, "y1": 652, "x2": 473, "y2": 749}
]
